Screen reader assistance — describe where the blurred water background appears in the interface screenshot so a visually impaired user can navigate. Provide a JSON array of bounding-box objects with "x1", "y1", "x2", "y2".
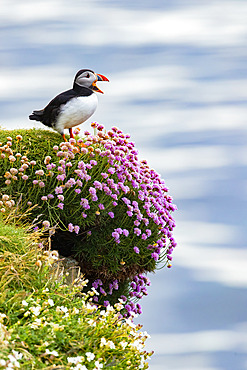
[{"x1": 1, "y1": 0, "x2": 247, "y2": 369}]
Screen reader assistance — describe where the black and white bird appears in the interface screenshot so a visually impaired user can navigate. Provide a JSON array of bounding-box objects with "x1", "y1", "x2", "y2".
[{"x1": 29, "y1": 69, "x2": 109, "y2": 141}]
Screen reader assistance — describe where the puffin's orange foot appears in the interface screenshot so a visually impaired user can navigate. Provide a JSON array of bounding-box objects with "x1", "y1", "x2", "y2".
[
  {"x1": 69, "y1": 128, "x2": 74, "y2": 139},
  {"x1": 62, "y1": 133, "x2": 67, "y2": 142}
]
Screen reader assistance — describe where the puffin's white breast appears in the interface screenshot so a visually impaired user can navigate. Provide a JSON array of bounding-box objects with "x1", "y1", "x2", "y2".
[{"x1": 56, "y1": 94, "x2": 98, "y2": 131}]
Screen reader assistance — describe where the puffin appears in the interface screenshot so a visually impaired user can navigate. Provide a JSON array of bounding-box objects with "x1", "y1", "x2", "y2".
[{"x1": 29, "y1": 69, "x2": 109, "y2": 141}]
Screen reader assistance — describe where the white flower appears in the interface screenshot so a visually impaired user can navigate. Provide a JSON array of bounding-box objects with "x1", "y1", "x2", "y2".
[
  {"x1": 114, "y1": 302, "x2": 123, "y2": 311},
  {"x1": 119, "y1": 341, "x2": 128, "y2": 350},
  {"x1": 93, "y1": 360, "x2": 103, "y2": 370},
  {"x1": 130, "y1": 339, "x2": 144, "y2": 351},
  {"x1": 45, "y1": 349, "x2": 59, "y2": 356},
  {"x1": 108, "y1": 341, "x2": 115, "y2": 349},
  {"x1": 99, "y1": 310, "x2": 108, "y2": 317},
  {"x1": 67, "y1": 356, "x2": 83, "y2": 364},
  {"x1": 91, "y1": 287, "x2": 99, "y2": 296},
  {"x1": 85, "y1": 352, "x2": 95, "y2": 362},
  {"x1": 0, "y1": 313, "x2": 6, "y2": 322},
  {"x1": 11, "y1": 351, "x2": 22, "y2": 360},
  {"x1": 21, "y1": 300, "x2": 28, "y2": 307},
  {"x1": 142, "y1": 331, "x2": 151, "y2": 339},
  {"x1": 30, "y1": 318, "x2": 42, "y2": 329},
  {"x1": 7, "y1": 354, "x2": 17, "y2": 363},
  {"x1": 47, "y1": 299, "x2": 54, "y2": 307},
  {"x1": 125, "y1": 318, "x2": 136, "y2": 329},
  {"x1": 73, "y1": 365, "x2": 88, "y2": 370},
  {"x1": 0, "y1": 359, "x2": 6, "y2": 366},
  {"x1": 100, "y1": 338, "x2": 115, "y2": 349},
  {"x1": 85, "y1": 303, "x2": 97, "y2": 312},
  {"x1": 106, "y1": 305, "x2": 114, "y2": 313},
  {"x1": 8, "y1": 351, "x2": 22, "y2": 367},
  {"x1": 100, "y1": 337, "x2": 107, "y2": 347},
  {"x1": 58, "y1": 306, "x2": 68, "y2": 313},
  {"x1": 30, "y1": 305, "x2": 41, "y2": 316},
  {"x1": 50, "y1": 323, "x2": 60, "y2": 330}
]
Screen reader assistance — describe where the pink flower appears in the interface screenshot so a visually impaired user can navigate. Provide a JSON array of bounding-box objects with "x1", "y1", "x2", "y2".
[
  {"x1": 133, "y1": 246, "x2": 140, "y2": 254},
  {"x1": 108, "y1": 212, "x2": 114, "y2": 218},
  {"x1": 68, "y1": 223, "x2": 74, "y2": 232},
  {"x1": 122, "y1": 229, "x2": 129, "y2": 237},
  {"x1": 42, "y1": 220, "x2": 50, "y2": 229},
  {"x1": 151, "y1": 252, "x2": 159, "y2": 261},
  {"x1": 55, "y1": 186, "x2": 63, "y2": 194},
  {"x1": 57, "y1": 203, "x2": 64, "y2": 210},
  {"x1": 44, "y1": 156, "x2": 51, "y2": 164},
  {"x1": 80, "y1": 198, "x2": 90, "y2": 209},
  {"x1": 134, "y1": 227, "x2": 141, "y2": 236},
  {"x1": 35, "y1": 169, "x2": 44, "y2": 176},
  {"x1": 93, "y1": 181, "x2": 102, "y2": 190},
  {"x1": 112, "y1": 231, "x2": 120, "y2": 239},
  {"x1": 74, "y1": 225, "x2": 80, "y2": 234},
  {"x1": 108, "y1": 167, "x2": 115, "y2": 174}
]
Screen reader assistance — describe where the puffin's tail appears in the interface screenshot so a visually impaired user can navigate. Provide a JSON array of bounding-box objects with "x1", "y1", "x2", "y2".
[{"x1": 29, "y1": 109, "x2": 44, "y2": 122}]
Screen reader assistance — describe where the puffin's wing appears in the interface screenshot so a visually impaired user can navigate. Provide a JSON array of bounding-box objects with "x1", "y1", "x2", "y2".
[{"x1": 41, "y1": 89, "x2": 78, "y2": 127}]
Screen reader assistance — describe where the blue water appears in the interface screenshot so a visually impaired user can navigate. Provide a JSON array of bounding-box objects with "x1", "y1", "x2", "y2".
[{"x1": 1, "y1": 1, "x2": 247, "y2": 368}]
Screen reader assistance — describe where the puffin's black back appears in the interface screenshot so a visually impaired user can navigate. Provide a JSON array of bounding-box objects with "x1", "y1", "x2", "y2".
[{"x1": 29, "y1": 85, "x2": 93, "y2": 128}]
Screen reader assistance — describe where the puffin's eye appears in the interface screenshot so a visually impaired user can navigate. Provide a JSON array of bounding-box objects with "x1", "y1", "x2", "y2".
[{"x1": 86, "y1": 73, "x2": 90, "y2": 78}]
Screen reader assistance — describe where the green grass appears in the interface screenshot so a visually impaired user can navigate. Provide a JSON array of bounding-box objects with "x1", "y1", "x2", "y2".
[
  {"x1": 0, "y1": 128, "x2": 64, "y2": 164},
  {"x1": 0, "y1": 217, "x2": 48, "y2": 292}
]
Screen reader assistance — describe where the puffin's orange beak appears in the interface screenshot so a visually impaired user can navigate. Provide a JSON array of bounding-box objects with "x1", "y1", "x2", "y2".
[{"x1": 92, "y1": 73, "x2": 109, "y2": 94}]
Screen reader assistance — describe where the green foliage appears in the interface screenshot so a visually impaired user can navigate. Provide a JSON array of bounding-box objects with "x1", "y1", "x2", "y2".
[
  {"x1": 0, "y1": 286, "x2": 152, "y2": 369},
  {"x1": 0, "y1": 216, "x2": 152, "y2": 369}
]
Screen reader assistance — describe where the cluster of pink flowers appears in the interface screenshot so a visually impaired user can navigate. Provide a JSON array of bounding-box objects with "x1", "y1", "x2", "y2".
[{"x1": 0, "y1": 125, "x2": 177, "y2": 316}]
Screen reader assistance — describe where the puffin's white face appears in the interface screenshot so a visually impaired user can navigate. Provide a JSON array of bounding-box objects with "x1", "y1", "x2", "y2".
[
  {"x1": 75, "y1": 70, "x2": 96, "y2": 88},
  {"x1": 74, "y1": 69, "x2": 109, "y2": 94}
]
